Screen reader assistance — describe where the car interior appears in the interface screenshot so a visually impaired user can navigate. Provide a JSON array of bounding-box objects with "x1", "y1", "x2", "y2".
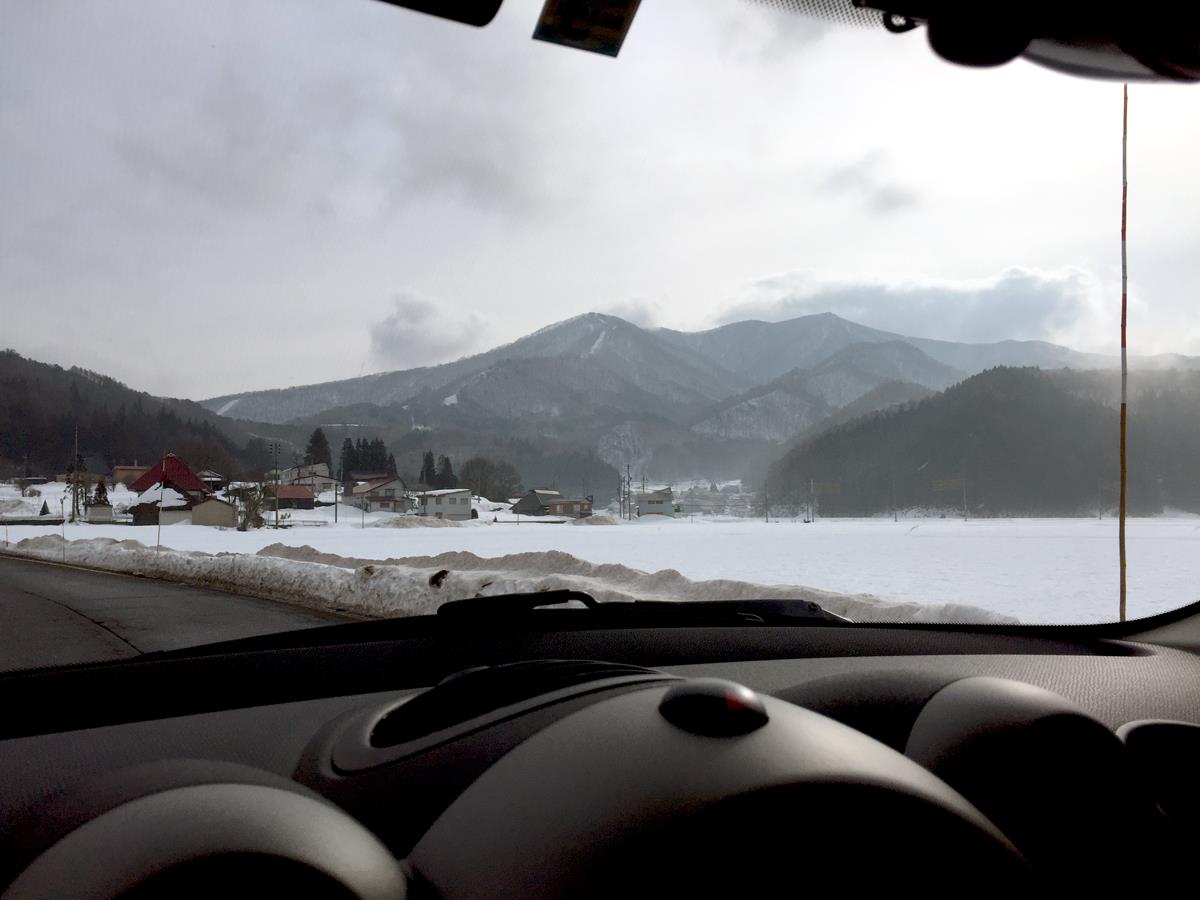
[{"x1": 3, "y1": 2, "x2": 1200, "y2": 897}]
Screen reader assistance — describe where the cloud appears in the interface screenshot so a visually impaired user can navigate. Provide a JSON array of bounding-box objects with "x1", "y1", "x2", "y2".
[
  {"x1": 823, "y1": 150, "x2": 918, "y2": 214},
  {"x1": 369, "y1": 292, "x2": 492, "y2": 369},
  {"x1": 718, "y1": 267, "x2": 1117, "y2": 348},
  {"x1": 713, "y1": 0, "x2": 834, "y2": 64}
]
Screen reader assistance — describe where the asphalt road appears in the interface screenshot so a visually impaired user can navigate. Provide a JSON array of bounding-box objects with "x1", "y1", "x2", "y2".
[{"x1": 0, "y1": 555, "x2": 351, "y2": 670}]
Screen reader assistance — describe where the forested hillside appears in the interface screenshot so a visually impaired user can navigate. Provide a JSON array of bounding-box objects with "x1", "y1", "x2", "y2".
[
  {"x1": 0, "y1": 351, "x2": 277, "y2": 478},
  {"x1": 763, "y1": 367, "x2": 1200, "y2": 516}
]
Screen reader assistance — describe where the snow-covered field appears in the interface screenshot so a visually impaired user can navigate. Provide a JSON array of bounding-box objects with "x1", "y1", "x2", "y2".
[{"x1": 3, "y1": 482, "x2": 1197, "y2": 624}]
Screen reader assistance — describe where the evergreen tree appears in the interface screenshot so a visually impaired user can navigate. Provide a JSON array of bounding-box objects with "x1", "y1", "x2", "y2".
[
  {"x1": 370, "y1": 438, "x2": 388, "y2": 471},
  {"x1": 435, "y1": 455, "x2": 457, "y2": 489},
  {"x1": 387, "y1": 453, "x2": 398, "y2": 476},
  {"x1": 339, "y1": 438, "x2": 357, "y2": 479},
  {"x1": 419, "y1": 450, "x2": 436, "y2": 486},
  {"x1": 92, "y1": 477, "x2": 109, "y2": 506},
  {"x1": 304, "y1": 427, "x2": 332, "y2": 470}
]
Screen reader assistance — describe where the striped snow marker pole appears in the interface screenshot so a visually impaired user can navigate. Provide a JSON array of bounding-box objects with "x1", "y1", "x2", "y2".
[{"x1": 1119, "y1": 83, "x2": 1129, "y2": 623}]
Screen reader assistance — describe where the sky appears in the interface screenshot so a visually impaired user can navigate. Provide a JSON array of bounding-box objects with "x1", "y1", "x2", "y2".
[{"x1": 3, "y1": 0, "x2": 1200, "y2": 400}]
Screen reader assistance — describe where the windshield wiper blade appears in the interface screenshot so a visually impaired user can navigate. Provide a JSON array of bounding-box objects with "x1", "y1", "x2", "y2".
[{"x1": 437, "y1": 591, "x2": 853, "y2": 624}]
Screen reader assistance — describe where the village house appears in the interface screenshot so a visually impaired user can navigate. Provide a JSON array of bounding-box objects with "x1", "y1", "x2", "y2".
[
  {"x1": 129, "y1": 485, "x2": 192, "y2": 526},
  {"x1": 127, "y1": 456, "x2": 206, "y2": 525},
  {"x1": 197, "y1": 470, "x2": 226, "y2": 492},
  {"x1": 289, "y1": 471, "x2": 339, "y2": 498},
  {"x1": 110, "y1": 465, "x2": 151, "y2": 487},
  {"x1": 511, "y1": 489, "x2": 561, "y2": 516},
  {"x1": 415, "y1": 488, "x2": 473, "y2": 521},
  {"x1": 270, "y1": 462, "x2": 339, "y2": 498},
  {"x1": 129, "y1": 454, "x2": 208, "y2": 503},
  {"x1": 637, "y1": 487, "x2": 675, "y2": 518},
  {"x1": 191, "y1": 496, "x2": 239, "y2": 527},
  {"x1": 265, "y1": 485, "x2": 316, "y2": 510},
  {"x1": 272, "y1": 462, "x2": 329, "y2": 483},
  {"x1": 352, "y1": 476, "x2": 409, "y2": 513},
  {"x1": 545, "y1": 496, "x2": 593, "y2": 519},
  {"x1": 346, "y1": 469, "x2": 391, "y2": 487}
]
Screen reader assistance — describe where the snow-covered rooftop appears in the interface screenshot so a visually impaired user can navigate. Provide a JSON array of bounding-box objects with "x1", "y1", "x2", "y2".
[{"x1": 135, "y1": 483, "x2": 189, "y2": 509}]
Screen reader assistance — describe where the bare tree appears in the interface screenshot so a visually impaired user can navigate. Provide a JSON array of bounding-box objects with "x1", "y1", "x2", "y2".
[{"x1": 238, "y1": 482, "x2": 266, "y2": 530}]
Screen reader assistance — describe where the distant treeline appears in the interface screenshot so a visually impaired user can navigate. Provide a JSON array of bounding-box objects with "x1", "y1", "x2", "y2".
[{"x1": 763, "y1": 367, "x2": 1200, "y2": 517}]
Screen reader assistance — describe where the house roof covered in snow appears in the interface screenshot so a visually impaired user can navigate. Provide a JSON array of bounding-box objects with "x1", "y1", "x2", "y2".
[
  {"x1": 353, "y1": 476, "x2": 403, "y2": 495},
  {"x1": 129, "y1": 454, "x2": 206, "y2": 494},
  {"x1": 134, "y1": 484, "x2": 190, "y2": 509}
]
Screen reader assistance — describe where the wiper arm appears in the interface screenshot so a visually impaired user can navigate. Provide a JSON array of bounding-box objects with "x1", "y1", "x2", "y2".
[{"x1": 437, "y1": 591, "x2": 853, "y2": 624}]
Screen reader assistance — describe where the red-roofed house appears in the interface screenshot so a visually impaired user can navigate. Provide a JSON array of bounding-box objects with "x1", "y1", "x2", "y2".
[
  {"x1": 129, "y1": 454, "x2": 208, "y2": 502},
  {"x1": 266, "y1": 484, "x2": 316, "y2": 510}
]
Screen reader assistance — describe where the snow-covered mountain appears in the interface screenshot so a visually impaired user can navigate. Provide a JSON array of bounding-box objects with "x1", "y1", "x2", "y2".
[
  {"x1": 200, "y1": 310, "x2": 1194, "y2": 429},
  {"x1": 203, "y1": 313, "x2": 747, "y2": 425},
  {"x1": 689, "y1": 341, "x2": 960, "y2": 442}
]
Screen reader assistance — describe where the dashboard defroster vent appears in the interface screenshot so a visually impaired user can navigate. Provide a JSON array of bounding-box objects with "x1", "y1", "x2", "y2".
[{"x1": 369, "y1": 659, "x2": 662, "y2": 748}]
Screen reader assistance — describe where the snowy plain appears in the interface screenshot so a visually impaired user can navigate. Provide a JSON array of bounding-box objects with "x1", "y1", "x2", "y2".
[{"x1": 3, "y1": 481, "x2": 1197, "y2": 624}]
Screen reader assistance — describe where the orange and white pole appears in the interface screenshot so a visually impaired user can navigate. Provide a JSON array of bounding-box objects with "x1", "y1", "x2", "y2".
[{"x1": 1118, "y1": 84, "x2": 1129, "y2": 622}]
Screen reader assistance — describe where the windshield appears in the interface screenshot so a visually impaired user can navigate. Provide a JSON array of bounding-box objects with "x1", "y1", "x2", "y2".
[{"x1": 2, "y1": 0, "x2": 1199, "y2": 669}]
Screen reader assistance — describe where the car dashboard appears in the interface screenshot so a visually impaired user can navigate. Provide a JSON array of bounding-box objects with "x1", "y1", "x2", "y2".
[{"x1": 1, "y1": 621, "x2": 1199, "y2": 897}]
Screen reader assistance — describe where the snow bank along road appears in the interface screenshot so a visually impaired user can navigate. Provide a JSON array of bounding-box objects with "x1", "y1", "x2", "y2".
[
  {"x1": 0, "y1": 555, "x2": 350, "y2": 670},
  {"x1": 0, "y1": 534, "x2": 1009, "y2": 626},
  {"x1": 3, "y1": 514, "x2": 1198, "y2": 624}
]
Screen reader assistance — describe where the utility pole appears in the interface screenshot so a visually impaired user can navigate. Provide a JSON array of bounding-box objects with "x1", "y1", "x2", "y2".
[
  {"x1": 72, "y1": 424, "x2": 80, "y2": 523},
  {"x1": 155, "y1": 450, "x2": 166, "y2": 554},
  {"x1": 270, "y1": 442, "x2": 280, "y2": 529},
  {"x1": 961, "y1": 457, "x2": 968, "y2": 522}
]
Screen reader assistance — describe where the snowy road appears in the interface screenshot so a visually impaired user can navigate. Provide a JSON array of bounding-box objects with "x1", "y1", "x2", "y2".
[{"x1": 0, "y1": 555, "x2": 350, "y2": 670}]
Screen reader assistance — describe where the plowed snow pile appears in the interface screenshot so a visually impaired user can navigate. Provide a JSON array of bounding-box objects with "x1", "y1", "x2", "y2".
[
  {"x1": 1, "y1": 535, "x2": 1016, "y2": 623},
  {"x1": 368, "y1": 516, "x2": 462, "y2": 528}
]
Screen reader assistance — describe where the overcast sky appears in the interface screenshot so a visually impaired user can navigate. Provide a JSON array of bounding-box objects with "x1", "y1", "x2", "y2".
[{"x1": 3, "y1": 0, "x2": 1200, "y2": 400}]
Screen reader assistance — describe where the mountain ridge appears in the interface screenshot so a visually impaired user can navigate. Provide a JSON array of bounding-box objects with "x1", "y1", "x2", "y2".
[{"x1": 201, "y1": 310, "x2": 1197, "y2": 426}]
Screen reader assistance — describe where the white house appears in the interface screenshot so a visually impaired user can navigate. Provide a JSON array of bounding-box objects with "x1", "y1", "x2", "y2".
[
  {"x1": 637, "y1": 487, "x2": 675, "y2": 518},
  {"x1": 416, "y1": 488, "x2": 473, "y2": 521}
]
